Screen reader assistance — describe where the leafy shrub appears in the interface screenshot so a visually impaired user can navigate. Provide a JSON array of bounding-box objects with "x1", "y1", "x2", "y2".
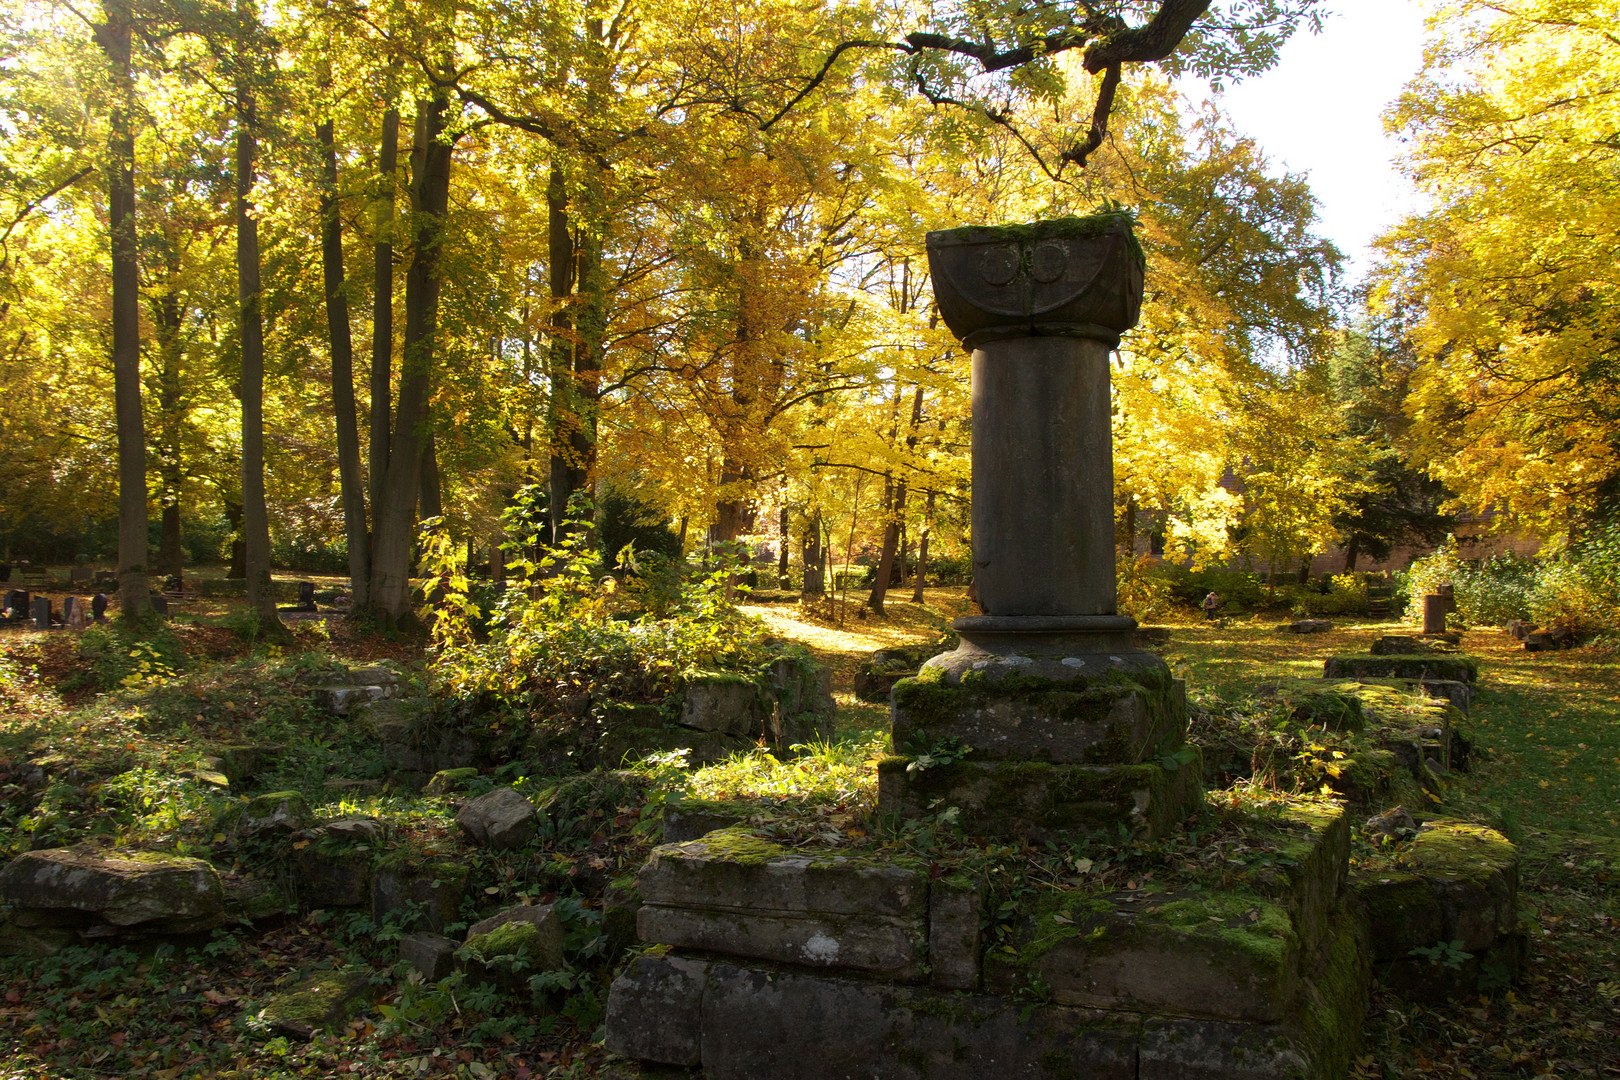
[
  {"x1": 1118, "y1": 556, "x2": 1176, "y2": 621},
  {"x1": 1288, "y1": 573, "x2": 1369, "y2": 617},
  {"x1": 1155, "y1": 564, "x2": 1271, "y2": 610},
  {"x1": 422, "y1": 513, "x2": 772, "y2": 714},
  {"x1": 1402, "y1": 531, "x2": 1620, "y2": 632},
  {"x1": 72, "y1": 624, "x2": 186, "y2": 690}
]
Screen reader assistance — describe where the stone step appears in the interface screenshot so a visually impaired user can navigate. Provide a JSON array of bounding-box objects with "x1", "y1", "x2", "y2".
[
  {"x1": 876, "y1": 753, "x2": 1203, "y2": 840},
  {"x1": 890, "y1": 672, "x2": 1186, "y2": 765},
  {"x1": 606, "y1": 904, "x2": 1369, "y2": 1080},
  {"x1": 982, "y1": 804, "x2": 1348, "y2": 1023}
]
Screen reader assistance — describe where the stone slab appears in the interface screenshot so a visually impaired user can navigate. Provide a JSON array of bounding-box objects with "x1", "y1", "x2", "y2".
[
  {"x1": 929, "y1": 875, "x2": 984, "y2": 991},
  {"x1": 637, "y1": 904, "x2": 925, "y2": 979},
  {"x1": 607, "y1": 952, "x2": 1139, "y2": 1080},
  {"x1": 399, "y1": 932, "x2": 458, "y2": 981},
  {"x1": 984, "y1": 888, "x2": 1301, "y2": 1023},
  {"x1": 890, "y1": 675, "x2": 1183, "y2": 764},
  {"x1": 638, "y1": 830, "x2": 925, "y2": 918},
  {"x1": 877, "y1": 754, "x2": 1202, "y2": 840}
]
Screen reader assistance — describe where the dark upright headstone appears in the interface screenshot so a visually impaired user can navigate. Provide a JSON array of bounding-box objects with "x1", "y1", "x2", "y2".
[
  {"x1": 92, "y1": 593, "x2": 109, "y2": 623},
  {"x1": 94, "y1": 570, "x2": 117, "y2": 588},
  {"x1": 69, "y1": 567, "x2": 92, "y2": 584},
  {"x1": 5, "y1": 590, "x2": 27, "y2": 619},
  {"x1": 298, "y1": 581, "x2": 317, "y2": 611},
  {"x1": 31, "y1": 596, "x2": 52, "y2": 630},
  {"x1": 1422, "y1": 594, "x2": 1448, "y2": 635},
  {"x1": 148, "y1": 592, "x2": 169, "y2": 617}
]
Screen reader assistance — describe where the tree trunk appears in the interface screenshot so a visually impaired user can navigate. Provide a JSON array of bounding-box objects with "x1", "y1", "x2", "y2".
[
  {"x1": 97, "y1": 5, "x2": 150, "y2": 619},
  {"x1": 801, "y1": 510, "x2": 824, "y2": 595},
  {"x1": 868, "y1": 386, "x2": 921, "y2": 616},
  {"x1": 317, "y1": 114, "x2": 370, "y2": 608},
  {"x1": 419, "y1": 430, "x2": 442, "y2": 519},
  {"x1": 544, "y1": 166, "x2": 602, "y2": 540},
  {"x1": 369, "y1": 105, "x2": 399, "y2": 534},
  {"x1": 911, "y1": 488, "x2": 934, "y2": 603},
  {"x1": 153, "y1": 239, "x2": 185, "y2": 584},
  {"x1": 224, "y1": 495, "x2": 245, "y2": 578},
  {"x1": 1343, "y1": 527, "x2": 1360, "y2": 572},
  {"x1": 778, "y1": 506, "x2": 790, "y2": 589},
  {"x1": 236, "y1": 87, "x2": 281, "y2": 627},
  {"x1": 368, "y1": 94, "x2": 452, "y2": 622}
]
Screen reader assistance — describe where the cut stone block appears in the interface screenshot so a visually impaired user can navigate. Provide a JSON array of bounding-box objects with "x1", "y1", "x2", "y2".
[
  {"x1": 1353, "y1": 873, "x2": 1444, "y2": 962},
  {"x1": 637, "y1": 904, "x2": 925, "y2": 978},
  {"x1": 890, "y1": 674, "x2": 1183, "y2": 764},
  {"x1": 1406, "y1": 820, "x2": 1518, "y2": 952},
  {"x1": 877, "y1": 754, "x2": 1202, "y2": 840},
  {"x1": 456, "y1": 787, "x2": 539, "y2": 850},
  {"x1": 372, "y1": 858, "x2": 469, "y2": 933},
  {"x1": 607, "y1": 952, "x2": 1141, "y2": 1080},
  {"x1": 929, "y1": 874, "x2": 985, "y2": 991},
  {"x1": 222, "y1": 790, "x2": 313, "y2": 838},
  {"x1": 662, "y1": 798, "x2": 756, "y2": 843},
  {"x1": 1323, "y1": 654, "x2": 1478, "y2": 685},
  {"x1": 604, "y1": 953, "x2": 709, "y2": 1067},
  {"x1": 679, "y1": 677, "x2": 763, "y2": 736},
  {"x1": 313, "y1": 684, "x2": 391, "y2": 715},
  {"x1": 256, "y1": 971, "x2": 370, "y2": 1039},
  {"x1": 460, "y1": 916, "x2": 565, "y2": 985},
  {"x1": 399, "y1": 932, "x2": 458, "y2": 981},
  {"x1": 639, "y1": 830, "x2": 925, "y2": 917},
  {"x1": 0, "y1": 849, "x2": 225, "y2": 936},
  {"x1": 984, "y1": 888, "x2": 1302, "y2": 1023},
  {"x1": 294, "y1": 818, "x2": 385, "y2": 908},
  {"x1": 466, "y1": 902, "x2": 563, "y2": 966},
  {"x1": 424, "y1": 768, "x2": 479, "y2": 796}
]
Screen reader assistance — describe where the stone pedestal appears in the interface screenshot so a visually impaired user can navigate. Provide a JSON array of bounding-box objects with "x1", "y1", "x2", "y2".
[{"x1": 876, "y1": 215, "x2": 1191, "y2": 837}]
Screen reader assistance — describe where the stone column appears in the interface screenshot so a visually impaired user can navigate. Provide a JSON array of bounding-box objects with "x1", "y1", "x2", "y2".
[
  {"x1": 878, "y1": 214, "x2": 1197, "y2": 840},
  {"x1": 921, "y1": 214, "x2": 1158, "y2": 683}
]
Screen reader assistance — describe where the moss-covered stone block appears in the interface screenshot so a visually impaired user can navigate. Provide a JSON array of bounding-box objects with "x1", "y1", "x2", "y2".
[
  {"x1": 1351, "y1": 872, "x2": 1443, "y2": 961},
  {"x1": 985, "y1": 886, "x2": 1302, "y2": 1023},
  {"x1": 1323, "y1": 654, "x2": 1478, "y2": 685},
  {"x1": 1405, "y1": 820, "x2": 1518, "y2": 952},
  {"x1": 372, "y1": 849, "x2": 469, "y2": 932},
  {"x1": 638, "y1": 829, "x2": 925, "y2": 917},
  {"x1": 459, "y1": 918, "x2": 564, "y2": 986},
  {"x1": 0, "y1": 849, "x2": 225, "y2": 936},
  {"x1": 877, "y1": 753, "x2": 1202, "y2": 840},
  {"x1": 217, "y1": 790, "x2": 313, "y2": 839},
  {"x1": 423, "y1": 767, "x2": 479, "y2": 796},
  {"x1": 891, "y1": 673, "x2": 1185, "y2": 765},
  {"x1": 256, "y1": 971, "x2": 370, "y2": 1038}
]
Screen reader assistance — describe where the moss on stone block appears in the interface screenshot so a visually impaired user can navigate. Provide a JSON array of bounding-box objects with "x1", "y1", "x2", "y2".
[
  {"x1": 881, "y1": 754, "x2": 1202, "y2": 839},
  {"x1": 986, "y1": 884, "x2": 1302, "y2": 1022},
  {"x1": 1323, "y1": 654, "x2": 1478, "y2": 684},
  {"x1": 257, "y1": 971, "x2": 370, "y2": 1039}
]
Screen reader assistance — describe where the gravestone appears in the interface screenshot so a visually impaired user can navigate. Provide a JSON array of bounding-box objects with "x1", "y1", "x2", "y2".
[
  {"x1": 297, "y1": 581, "x2": 317, "y2": 612},
  {"x1": 65, "y1": 597, "x2": 89, "y2": 630},
  {"x1": 148, "y1": 592, "x2": 169, "y2": 618},
  {"x1": 30, "y1": 596, "x2": 51, "y2": 630},
  {"x1": 68, "y1": 568, "x2": 91, "y2": 584},
  {"x1": 91, "y1": 593, "x2": 108, "y2": 623},
  {"x1": 4, "y1": 590, "x2": 27, "y2": 619},
  {"x1": 93, "y1": 571, "x2": 117, "y2": 588}
]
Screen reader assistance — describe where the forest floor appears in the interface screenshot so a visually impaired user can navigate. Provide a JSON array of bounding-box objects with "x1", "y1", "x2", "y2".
[{"x1": 0, "y1": 583, "x2": 1614, "y2": 1078}]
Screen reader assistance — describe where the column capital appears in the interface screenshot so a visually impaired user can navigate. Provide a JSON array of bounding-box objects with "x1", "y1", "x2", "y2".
[{"x1": 925, "y1": 213, "x2": 1144, "y2": 349}]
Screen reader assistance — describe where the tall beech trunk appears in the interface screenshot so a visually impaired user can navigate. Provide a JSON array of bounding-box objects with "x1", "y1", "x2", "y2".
[
  {"x1": 912, "y1": 487, "x2": 935, "y2": 603},
  {"x1": 419, "y1": 431, "x2": 442, "y2": 519},
  {"x1": 801, "y1": 510, "x2": 824, "y2": 595},
  {"x1": 545, "y1": 166, "x2": 602, "y2": 541},
  {"x1": 868, "y1": 386, "x2": 922, "y2": 617},
  {"x1": 224, "y1": 494, "x2": 246, "y2": 578},
  {"x1": 778, "y1": 506, "x2": 790, "y2": 588},
  {"x1": 96, "y1": 5, "x2": 149, "y2": 618},
  {"x1": 317, "y1": 113, "x2": 370, "y2": 607},
  {"x1": 369, "y1": 105, "x2": 399, "y2": 537},
  {"x1": 154, "y1": 254, "x2": 185, "y2": 584},
  {"x1": 235, "y1": 90, "x2": 280, "y2": 627},
  {"x1": 368, "y1": 94, "x2": 451, "y2": 621}
]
